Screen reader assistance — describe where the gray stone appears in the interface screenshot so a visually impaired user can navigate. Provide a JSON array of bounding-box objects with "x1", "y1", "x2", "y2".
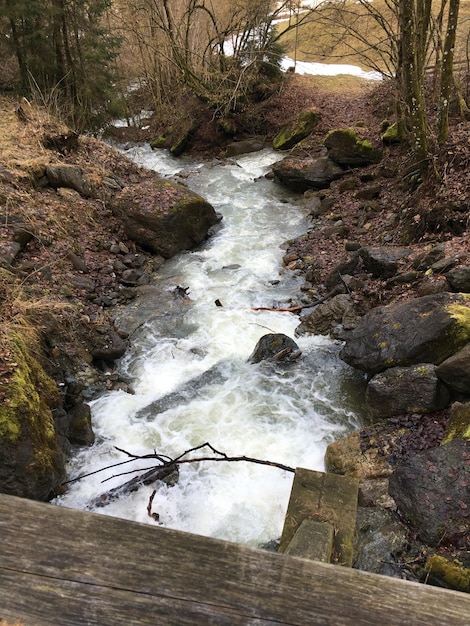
[
  {"x1": 46, "y1": 165, "x2": 91, "y2": 197},
  {"x1": 359, "y1": 246, "x2": 413, "y2": 279},
  {"x1": 339, "y1": 293, "x2": 470, "y2": 374},
  {"x1": 446, "y1": 266, "x2": 470, "y2": 292},
  {"x1": 272, "y1": 156, "x2": 345, "y2": 192},
  {"x1": 388, "y1": 439, "x2": 470, "y2": 547},
  {"x1": 435, "y1": 343, "x2": 470, "y2": 394},
  {"x1": 224, "y1": 139, "x2": 265, "y2": 157},
  {"x1": 365, "y1": 364, "x2": 450, "y2": 419},
  {"x1": 354, "y1": 507, "x2": 410, "y2": 578},
  {"x1": 296, "y1": 294, "x2": 360, "y2": 337}
]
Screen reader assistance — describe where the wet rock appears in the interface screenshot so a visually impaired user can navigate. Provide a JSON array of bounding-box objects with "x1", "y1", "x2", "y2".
[
  {"x1": 248, "y1": 333, "x2": 301, "y2": 364},
  {"x1": 272, "y1": 156, "x2": 345, "y2": 192},
  {"x1": 339, "y1": 293, "x2": 470, "y2": 374},
  {"x1": 354, "y1": 507, "x2": 411, "y2": 578},
  {"x1": 365, "y1": 364, "x2": 450, "y2": 419},
  {"x1": 66, "y1": 402, "x2": 95, "y2": 446},
  {"x1": 324, "y1": 129, "x2": 382, "y2": 166},
  {"x1": 45, "y1": 164, "x2": 91, "y2": 197},
  {"x1": 435, "y1": 344, "x2": 470, "y2": 394},
  {"x1": 296, "y1": 294, "x2": 360, "y2": 337},
  {"x1": 89, "y1": 326, "x2": 128, "y2": 362},
  {"x1": 388, "y1": 439, "x2": 470, "y2": 548},
  {"x1": 359, "y1": 246, "x2": 413, "y2": 279}
]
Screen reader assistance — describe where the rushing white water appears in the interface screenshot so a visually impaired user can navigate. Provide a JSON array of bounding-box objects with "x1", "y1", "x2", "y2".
[{"x1": 55, "y1": 147, "x2": 361, "y2": 547}]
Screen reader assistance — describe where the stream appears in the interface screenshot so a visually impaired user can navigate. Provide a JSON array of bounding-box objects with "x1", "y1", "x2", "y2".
[{"x1": 55, "y1": 147, "x2": 362, "y2": 547}]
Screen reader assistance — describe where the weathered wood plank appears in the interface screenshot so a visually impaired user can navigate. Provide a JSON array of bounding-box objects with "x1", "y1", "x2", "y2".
[
  {"x1": 279, "y1": 468, "x2": 359, "y2": 565},
  {"x1": 0, "y1": 494, "x2": 469, "y2": 625}
]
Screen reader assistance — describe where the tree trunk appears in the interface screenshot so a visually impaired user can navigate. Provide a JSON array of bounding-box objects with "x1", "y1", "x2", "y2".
[{"x1": 437, "y1": 0, "x2": 460, "y2": 145}]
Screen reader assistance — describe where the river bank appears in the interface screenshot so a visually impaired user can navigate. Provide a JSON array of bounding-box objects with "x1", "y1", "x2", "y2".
[{"x1": 0, "y1": 73, "x2": 469, "y2": 591}]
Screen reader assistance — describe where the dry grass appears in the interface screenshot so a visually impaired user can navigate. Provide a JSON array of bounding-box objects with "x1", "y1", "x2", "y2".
[{"x1": 279, "y1": 0, "x2": 470, "y2": 74}]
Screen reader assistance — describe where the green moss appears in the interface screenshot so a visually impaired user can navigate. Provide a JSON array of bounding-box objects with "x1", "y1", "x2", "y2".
[
  {"x1": 273, "y1": 108, "x2": 319, "y2": 150},
  {"x1": 150, "y1": 136, "x2": 166, "y2": 150},
  {"x1": 446, "y1": 302, "x2": 470, "y2": 345},
  {"x1": 442, "y1": 402, "x2": 470, "y2": 443},
  {"x1": 381, "y1": 122, "x2": 400, "y2": 144},
  {"x1": 0, "y1": 333, "x2": 59, "y2": 470},
  {"x1": 425, "y1": 555, "x2": 470, "y2": 592}
]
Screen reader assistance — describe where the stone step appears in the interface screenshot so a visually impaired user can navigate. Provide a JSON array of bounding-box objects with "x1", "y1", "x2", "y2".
[{"x1": 279, "y1": 468, "x2": 359, "y2": 566}]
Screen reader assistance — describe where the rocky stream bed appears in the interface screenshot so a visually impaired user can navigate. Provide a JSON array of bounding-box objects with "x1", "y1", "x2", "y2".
[{"x1": 0, "y1": 82, "x2": 469, "y2": 592}]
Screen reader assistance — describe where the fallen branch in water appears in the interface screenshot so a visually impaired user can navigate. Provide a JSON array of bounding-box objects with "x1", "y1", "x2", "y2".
[
  {"x1": 251, "y1": 285, "x2": 348, "y2": 313},
  {"x1": 251, "y1": 305, "x2": 305, "y2": 312},
  {"x1": 62, "y1": 442, "x2": 295, "y2": 509}
]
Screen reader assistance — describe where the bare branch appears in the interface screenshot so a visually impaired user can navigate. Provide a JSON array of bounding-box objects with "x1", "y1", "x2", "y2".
[{"x1": 63, "y1": 442, "x2": 296, "y2": 510}]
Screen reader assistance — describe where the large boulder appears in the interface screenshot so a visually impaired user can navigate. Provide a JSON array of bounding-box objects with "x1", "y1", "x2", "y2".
[
  {"x1": 388, "y1": 439, "x2": 470, "y2": 548},
  {"x1": 0, "y1": 334, "x2": 65, "y2": 500},
  {"x1": 339, "y1": 293, "x2": 470, "y2": 374},
  {"x1": 324, "y1": 129, "x2": 383, "y2": 166},
  {"x1": 272, "y1": 156, "x2": 345, "y2": 192},
  {"x1": 273, "y1": 109, "x2": 320, "y2": 151},
  {"x1": 111, "y1": 176, "x2": 220, "y2": 258},
  {"x1": 365, "y1": 364, "x2": 450, "y2": 419}
]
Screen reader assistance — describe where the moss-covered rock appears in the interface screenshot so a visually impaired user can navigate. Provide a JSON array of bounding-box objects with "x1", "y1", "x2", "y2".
[
  {"x1": 273, "y1": 108, "x2": 320, "y2": 151},
  {"x1": 0, "y1": 333, "x2": 65, "y2": 500},
  {"x1": 110, "y1": 173, "x2": 220, "y2": 258},
  {"x1": 441, "y1": 402, "x2": 470, "y2": 443},
  {"x1": 425, "y1": 554, "x2": 470, "y2": 592},
  {"x1": 150, "y1": 136, "x2": 167, "y2": 150},
  {"x1": 169, "y1": 120, "x2": 199, "y2": 157},
  {"x1": 324, "y1": 128, "x2": 383, "y2": 166},
  {"x1": 381, "y1": 122, "x2": 400, "y2": 144}
]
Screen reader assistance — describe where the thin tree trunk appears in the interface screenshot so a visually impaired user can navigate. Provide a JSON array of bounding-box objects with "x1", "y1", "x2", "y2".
[{"x1": 437, "y1": 0, "x2": 460, "y2": 144}]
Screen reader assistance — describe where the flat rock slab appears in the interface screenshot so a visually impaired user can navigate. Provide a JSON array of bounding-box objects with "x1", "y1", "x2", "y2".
[
  {"x1": 279, "y1": 468, "x2": 359, "y2": 566},
  {"x1": 285, "y1": 519, "x2": 334, "y2": 563}
]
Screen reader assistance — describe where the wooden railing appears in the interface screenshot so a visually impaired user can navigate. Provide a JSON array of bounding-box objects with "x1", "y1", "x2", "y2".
[{"x1": 0, "y1": 488, "x2": 469, "y2": 625}]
